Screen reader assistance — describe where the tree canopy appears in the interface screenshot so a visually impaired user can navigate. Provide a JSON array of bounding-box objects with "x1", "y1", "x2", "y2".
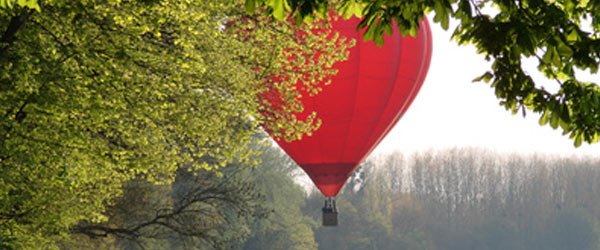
[
  {"x1": 0, "y1": 0, "x2": 349, "y2": 248},
  {"x1": 245, "y1": 0, "x2": 600, "y2": 147}
]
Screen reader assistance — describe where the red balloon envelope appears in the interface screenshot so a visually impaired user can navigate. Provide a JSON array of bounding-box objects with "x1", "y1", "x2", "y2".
[{"x1": 269, "y1": 17, "x2": 432, "y2": 197}]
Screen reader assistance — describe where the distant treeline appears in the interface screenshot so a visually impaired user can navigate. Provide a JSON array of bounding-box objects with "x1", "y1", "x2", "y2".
[
  {"x1": 62, "y1": 147, "x2": 600, "y2": 250},
  {"x1": 308, "y1": 149, "x2": 600, "y2": 250}
]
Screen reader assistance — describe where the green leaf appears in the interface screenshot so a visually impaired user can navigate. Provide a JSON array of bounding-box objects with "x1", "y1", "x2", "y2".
[
  {"x1": 539, "y1": 110, "x2": 550, "y2": 125},
  {"x1": 556, "y1": 41, "x2": 573, "y2": 58},
  {"x1": 473, "y1": 72, "x2": 493, "y2": 83},
  {"x1": 458, "y1": 0, "x2": 472, "y2": 17},
  {"x1": 516, "y1": 28, "x2": 535, "y2": 55},
  {"x1": 363, "y1": 24, "x2": 376, "y2": 42},
  {"x1": 549, "y1": 111, "x2": 559, "y2": 129},
  {"x1": 244, "y1": 0, "x2": 256, "y2": 14},
  {"x1": 574, "y1": 134, "x2": 583, "y2": 147},
  {"x1": 566, "y1": 29, "x2": 579, "y2": 43},
  {"x1": 433, "y1": 1, "x2": 450, "y2": 30},
  {"x1": 382, "y1": 22, "x2": 393, "y2": 35},
  {"x1": 271, "y1": 0, "x2": 286, "y2": 20},
  {"x1": 549, "y1": 47, "x2": 561, "y2": 67},
  {"x1": 17, "y1": 0, "x2": 39, "y2": 11},
  {"x1": 339, "y1": 0, "x2": 363, "y2": 19},
  {"x1": 1, "y1": 0, "x2": 14, "y2": 9},
  {"x1": 374, "y1": 31, "x2": 384, "y2": 46}
]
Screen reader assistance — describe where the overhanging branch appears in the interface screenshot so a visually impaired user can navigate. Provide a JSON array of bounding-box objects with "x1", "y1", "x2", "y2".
[{"x1": 0, "y1": 9, "x2": 35, "y2": 57}]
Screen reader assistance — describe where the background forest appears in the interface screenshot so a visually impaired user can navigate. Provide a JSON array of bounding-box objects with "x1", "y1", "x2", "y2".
[{"x1": 63, "y1": 144, "x2": 600, "y2": 250}]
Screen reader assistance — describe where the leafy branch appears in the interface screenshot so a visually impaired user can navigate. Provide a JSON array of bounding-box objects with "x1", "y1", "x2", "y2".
[{"x1": 245, "y1": 0, "x2": 600, "y2": 146}]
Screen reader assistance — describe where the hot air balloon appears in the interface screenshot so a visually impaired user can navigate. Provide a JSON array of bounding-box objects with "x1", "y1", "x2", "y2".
[{"x1": 264, "y1": 16, "x2": 432, "y2": 226}]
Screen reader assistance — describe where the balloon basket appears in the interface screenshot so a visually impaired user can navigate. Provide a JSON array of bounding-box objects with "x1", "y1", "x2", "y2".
[{"x1": 322, "y1": 197, "x2": 338, "y2": 226}]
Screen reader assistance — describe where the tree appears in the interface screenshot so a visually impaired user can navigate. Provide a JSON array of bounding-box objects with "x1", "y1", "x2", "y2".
[
  {"x1": 245, "y1": 0, "x2": 600, "y2": 147},
  {"x1": 321, "y1": 149, "x2": 600, "y2": 250},
  {"x1": 67, "y1": 163, "x2": 268, "y2": 250},
  {"x1": 241, "y1": 145, "x2": 318, "y2": 250},
  {"x1": 0, "y1": 0, "x2": 349, "y2": 248},
  {"x1": 304, "y1": 160, "x2": 424, "y2": 250},
  {"x1": 60, "y1": 142, "x2": 318, "y2": 250}
]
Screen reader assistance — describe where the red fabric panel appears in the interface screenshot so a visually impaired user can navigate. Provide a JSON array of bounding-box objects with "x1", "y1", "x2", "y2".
[{"x1": 273, "y1": 17, "x2": 432, "y2": 197}]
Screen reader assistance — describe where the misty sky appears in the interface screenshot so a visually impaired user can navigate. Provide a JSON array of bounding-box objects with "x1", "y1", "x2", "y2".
[{"x1": 374, "y1": 17, "x2": 600, "y2": 157}]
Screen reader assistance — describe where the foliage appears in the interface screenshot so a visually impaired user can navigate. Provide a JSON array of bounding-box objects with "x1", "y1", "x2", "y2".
[
  {"x1": 55, "y1": 147, "x2": 600, "y2": 250},
  {"x1": 305, "y1": 160, "x2": 431, "y2": 250},
  {"x1": 66, "y1": 163, "x2": 267, "y2": 250},
  {"x1": 303, "y1": 149, "x2": 600, "y2": 250},
  {"x1": 0, "y1": 0, "x2": 39, "y2": 11},
  {"x1": 0, "y1": 0, "x2": 349, "y2": 248},
  {"x1": 246, "y1": 0, "x2": 600, "y2": 147},
  {"x1": 241, "y1": 145, "x2": 318, "y2": 250},
  {"x1": 59, "y1": 147, "x2": 600, "y2": 250},
  {"x1": 58, "y1": 143, "x2": 316, "y2": 250}
]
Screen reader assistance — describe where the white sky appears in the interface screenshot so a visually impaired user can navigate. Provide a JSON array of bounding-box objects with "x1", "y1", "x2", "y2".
[{"x1": 372, "y1": 17, "x2": 600, "y2": 157}]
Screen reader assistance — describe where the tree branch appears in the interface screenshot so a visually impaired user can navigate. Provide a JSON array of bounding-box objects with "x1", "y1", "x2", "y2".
[
  {"x1": 0, "y1": 9, "x2": 35, "y2": 56},
  {"x1": 71, "y1": 224, "x2": 138, "y2": 239}
]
